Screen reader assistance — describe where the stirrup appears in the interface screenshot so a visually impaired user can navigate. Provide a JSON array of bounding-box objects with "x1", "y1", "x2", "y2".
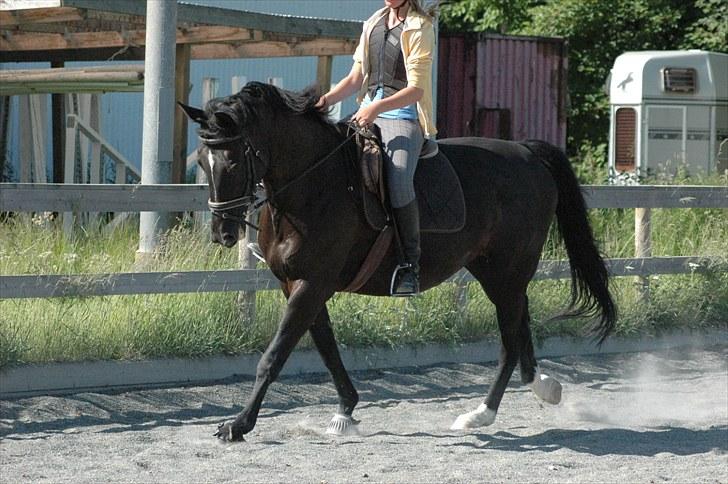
[{"x1": 390, "y1": 263, "x2": 419, "y2": 297}]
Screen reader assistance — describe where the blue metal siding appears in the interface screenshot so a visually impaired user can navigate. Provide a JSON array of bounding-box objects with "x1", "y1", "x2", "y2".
[{"x1": 2, "y1": 1, "x2": 380, "y2": 179}]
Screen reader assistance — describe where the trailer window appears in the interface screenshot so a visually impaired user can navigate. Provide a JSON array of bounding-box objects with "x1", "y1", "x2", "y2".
[
  {"x1": 615, "y1": 107, "x2": 636, "y2": 172},
  {"x1": 662, "y1": 68, "x2": 697, "y2": 93}
]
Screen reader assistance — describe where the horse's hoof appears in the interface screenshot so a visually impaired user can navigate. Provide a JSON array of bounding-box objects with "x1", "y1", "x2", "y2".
[
  {"x1": 450, "y1": 403, "x2": 496, "y2": 430},
  {"x1": 530, "y1": 369, "x2": 562, "y2": 405},
  {"x1": 326, "y1": 413, "x2": 360, "y2": 436},
  {"x1": 214, "y1": 422, "x2": 245, "y2": 442}
]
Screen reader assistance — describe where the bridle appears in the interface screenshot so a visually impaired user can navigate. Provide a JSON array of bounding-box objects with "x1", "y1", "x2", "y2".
[
  {"x1": 199, "y1": 124, "x2": 363, "y2": 230},
  {"x1": 200, "y1": 132, "x2": 263, "y2": 230}
]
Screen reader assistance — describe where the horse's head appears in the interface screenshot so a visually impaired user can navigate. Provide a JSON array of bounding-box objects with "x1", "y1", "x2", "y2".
[
  {"x1": 178, "y1": 83, "x2": 275, "y2": 247},
  {"x1": 179, "y1": 82, "x2": 327, "y2": 247}
]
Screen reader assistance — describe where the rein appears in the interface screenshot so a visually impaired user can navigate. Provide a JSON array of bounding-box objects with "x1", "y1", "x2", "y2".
[
  {"x1": 200, "y1": 123, "x2": 365, "y2": 229},
  {"x1": 255, "y1": 128, "x2": 359, "y2": 209}
]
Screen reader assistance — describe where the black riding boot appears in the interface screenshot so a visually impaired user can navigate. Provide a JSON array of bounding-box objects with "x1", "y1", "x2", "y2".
[{"x1": 391, "y1": 199, "x2": 421, "y2": 296}]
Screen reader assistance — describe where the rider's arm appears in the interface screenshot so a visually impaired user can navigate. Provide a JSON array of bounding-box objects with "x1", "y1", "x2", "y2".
[{"x1": 318, "y1": 63, "x2": 364, "y2": 109}]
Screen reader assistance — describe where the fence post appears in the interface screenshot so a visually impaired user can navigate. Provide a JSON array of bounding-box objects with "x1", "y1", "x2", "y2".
[
  {"x1": 316, "y1": 55, "x2": 332, "y2": 93},
  {"x1": 635, "y1": 207, "x2": 652, "y2": 302},
  {"x1": 237, "y1": 210, "x2": 259, "y2": 325},
  {"x1": 194, "y1": 77, "x2": 218, "y2": 227},
  {"x1": 18, "y1": 95, "x2": 31, "y2": 183},
  {"x1": 88, "y1": 94, "x2": 102, "y2": 226},
  {"x1": 29, "y1": 94, "x2": 48, "y2": 184},
  {"x1": 62, "y1": 114, "x2": 77, "y2": 237},
  {"x1": 454, "y1": 270, "x2": 469, "y2": 316}
]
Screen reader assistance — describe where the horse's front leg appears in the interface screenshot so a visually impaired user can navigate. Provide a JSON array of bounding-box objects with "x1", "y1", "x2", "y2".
[
  {"x1": 309, "y1": 306, "x2": 360, "y2": 436},
  {"x1": 215, "y1": 280, "x2": 333, "y2": 442}
]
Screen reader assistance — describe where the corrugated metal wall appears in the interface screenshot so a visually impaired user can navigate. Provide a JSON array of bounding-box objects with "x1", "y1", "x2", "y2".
[{"x1": 437, "y1": 33, "x2": 567, "y2": 148}]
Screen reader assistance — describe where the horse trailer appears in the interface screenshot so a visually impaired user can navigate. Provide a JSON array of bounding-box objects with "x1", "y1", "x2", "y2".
[{"x1": 607, "y1": 50, "x2": 728, "y2": 181}]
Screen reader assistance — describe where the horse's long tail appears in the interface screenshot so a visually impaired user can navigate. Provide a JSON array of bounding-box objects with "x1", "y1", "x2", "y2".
[{"x1": 523, "y1": 140, "x2": 617, "y2": 343}]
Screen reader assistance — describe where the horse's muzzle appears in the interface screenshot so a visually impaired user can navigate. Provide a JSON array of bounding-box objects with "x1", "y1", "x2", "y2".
[{"x1": 211, "y1": 218, "x2": 241, "y2": 248}]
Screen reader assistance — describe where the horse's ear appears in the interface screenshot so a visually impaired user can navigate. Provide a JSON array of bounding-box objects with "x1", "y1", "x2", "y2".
[
  {"x1": 212, "y1": 111, "x2": 237, "y2": 131},
  {"x1": 178, "y1": 102, "x2": 207, "y2": 125}
]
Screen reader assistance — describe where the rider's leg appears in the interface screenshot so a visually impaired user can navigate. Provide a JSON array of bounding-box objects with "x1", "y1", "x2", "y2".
[{"x1": 376, "y1": 117, "x2": 424, "y2": 295}]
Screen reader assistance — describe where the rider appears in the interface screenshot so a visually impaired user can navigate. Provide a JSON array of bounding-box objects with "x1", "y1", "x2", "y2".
[{"x1": 316, "y1": 0, "x2": 436, "y2": 296}]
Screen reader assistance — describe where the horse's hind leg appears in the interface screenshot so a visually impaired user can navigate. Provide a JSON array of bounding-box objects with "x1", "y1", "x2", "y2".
[
  {"x1": 519, "y1": 302, "x2": 562, "y2": 404},
  {"x1": 451, "y1": 287, "x2": 525, "y2": 430},
  {"x1": 452, "y1": 256, "x2": 534, "y2": 430},
  {"x1": 309, "y1": 307, "x2": 360, "y2": 435}
]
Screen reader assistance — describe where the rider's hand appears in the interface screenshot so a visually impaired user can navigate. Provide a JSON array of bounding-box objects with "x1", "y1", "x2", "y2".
[
  {"x1": 352, "y1": 103, "x2": 379, "y2": 128},
  {"x1": 315, "y1": 94, "x2": 329, "y2": 112}
]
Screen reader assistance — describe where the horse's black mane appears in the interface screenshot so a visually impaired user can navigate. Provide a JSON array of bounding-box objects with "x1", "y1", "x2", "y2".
[{"x1": 199, "y1": 81, "x2": 336, "y2": 140}]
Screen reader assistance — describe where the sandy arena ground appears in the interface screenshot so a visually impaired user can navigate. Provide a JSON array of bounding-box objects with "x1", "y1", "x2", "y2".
[{"x1": 1, "y1": 345, "x2": 726, "y2": 483}]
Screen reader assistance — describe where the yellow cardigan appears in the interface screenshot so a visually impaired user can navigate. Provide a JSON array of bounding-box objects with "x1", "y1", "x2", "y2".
[{"x1": 352, "y1": 7, "x2": 437, "y2": 137}]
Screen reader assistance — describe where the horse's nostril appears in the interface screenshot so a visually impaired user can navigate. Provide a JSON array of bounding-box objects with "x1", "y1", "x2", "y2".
[{"x1": 222, "y1": 233, "x2": 237, "y2": 247}]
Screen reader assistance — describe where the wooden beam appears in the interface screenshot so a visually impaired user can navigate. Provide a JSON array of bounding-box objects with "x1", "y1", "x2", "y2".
[
  {"x1": 0, "y1": 66, "x2": 145, "y2": 95},
  {"x1": 0, "y1": 25, "x2": 254, "y2": 52},
  {"x1": 173, "y1": 44, "x2": 191, "y2": 185},
  {"x1": 582, "y1": 185, "x2": 728, "y2": 209},
  {"x1": 3, "y1": 184, "x2": 728, "y2": 214},
  {"x1": 0, "y1": 269, "x2": 281, "y2": 299},
  {"x1": 0, "y1": 183, "x2": 208, "y2": 212},
  {"x1": 0, "y1": 30, "x2": 145, "y2": 52},
  {"x1": 59, "y1": 0, "x2": 361, "y2": 38},
  {"x1": 0, "y1": 66, "x2": 144, "y2": 83},
  {"x1": 0, "y1": 6, "x2": 82, "y2": 26},
  {"x1": 1, "y1": 256, "x2": 723, "y2": 300},
  {"x1": 191, "y1": 38, "x2": 358, "y2": 59},
  {"x1": 0, "y1": 47, "x2": 146, "y2": 63}
]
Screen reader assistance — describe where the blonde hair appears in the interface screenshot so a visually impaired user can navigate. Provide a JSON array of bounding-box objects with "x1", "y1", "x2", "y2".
[{"x1": 407, "y1": 0, "x2": 438, "y2": 19}]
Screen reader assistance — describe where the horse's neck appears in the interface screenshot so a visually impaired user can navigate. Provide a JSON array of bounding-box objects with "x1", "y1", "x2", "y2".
[{"x1": 263, "y1": 120, "x2": 349, "y2": 210}]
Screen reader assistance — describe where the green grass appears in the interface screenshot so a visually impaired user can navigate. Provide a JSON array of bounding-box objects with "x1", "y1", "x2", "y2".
[{"x1": 1, "y1": 185, "x2": 727, "y2": 368}]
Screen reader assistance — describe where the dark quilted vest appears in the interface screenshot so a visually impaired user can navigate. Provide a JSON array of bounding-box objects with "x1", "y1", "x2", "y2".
[{"x1": 367, "y1": 15, "x2": 408, "y2": 99}]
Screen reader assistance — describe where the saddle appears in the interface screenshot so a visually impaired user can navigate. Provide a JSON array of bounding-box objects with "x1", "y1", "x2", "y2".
[{"x1": 356, "y1": 125, "x2": 466, "y2": 234}]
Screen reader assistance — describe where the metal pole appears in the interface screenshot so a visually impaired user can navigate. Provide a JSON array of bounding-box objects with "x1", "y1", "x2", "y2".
[{"x1": 138, "y1": 0, "x2": 177, "y2": 257}]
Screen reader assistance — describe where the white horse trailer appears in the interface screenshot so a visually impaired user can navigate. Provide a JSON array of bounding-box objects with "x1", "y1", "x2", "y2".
[{"x1": 607, "y1": 50, "x2": 728, "y2": 181}]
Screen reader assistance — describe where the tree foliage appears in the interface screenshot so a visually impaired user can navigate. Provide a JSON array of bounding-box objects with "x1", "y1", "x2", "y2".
[
  {"x1": 438, "y1": 0, "x2": 723, "y2": 159},
  {"x1": 438, "y1": 0, "x2": 537, "y2": 34},
  {"x1": 521, "y1": 0, "x2": 701, "y2": 154},
  {"x1": 682, "y1": 0, "x2": 728, "y2": 52}
]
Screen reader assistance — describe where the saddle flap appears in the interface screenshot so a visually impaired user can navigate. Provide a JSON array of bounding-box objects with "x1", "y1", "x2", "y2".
[{"x1": 362, "y1": 148, "x2": 466, "y2": 234}]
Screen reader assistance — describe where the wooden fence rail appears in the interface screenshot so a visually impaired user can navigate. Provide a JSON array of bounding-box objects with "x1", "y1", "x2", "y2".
[
  {"x1": 2, "y1": 183, "x2": 727, "y2": 212},
  {"x1": 0, "y1": 256, "x2": 720, "y2": 300},
  {"x1": 1, "y1": 183, "x2": 726, "y2": 301}
]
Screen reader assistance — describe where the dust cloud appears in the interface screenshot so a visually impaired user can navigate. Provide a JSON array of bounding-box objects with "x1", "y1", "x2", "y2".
[{"x1": 561, "y1": 346, "x2": 727, "y2": 428}]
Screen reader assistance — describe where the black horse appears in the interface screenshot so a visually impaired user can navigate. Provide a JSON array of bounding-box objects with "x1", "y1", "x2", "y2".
[{"x1": 180, "y1": 81, "x2": 616, "y2": 442}]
